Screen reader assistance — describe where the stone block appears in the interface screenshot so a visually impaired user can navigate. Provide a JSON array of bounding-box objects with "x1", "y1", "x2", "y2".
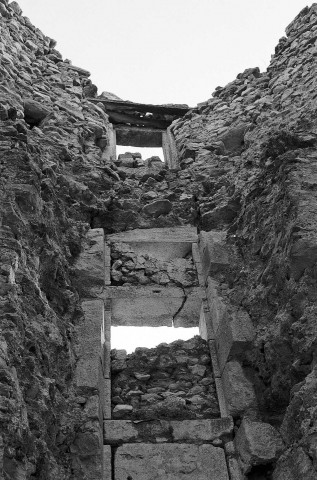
[
  {"x1": 104, "y1": 420, "x2": 139, "y2": 444},
  {"x1": 199, "y1": 230, "x2": 229, "y2": 283},
  {"x1": 221, "y1": 361, "x2": 257, "y2": 417},
  {"x1": 206, "y1": 278, "x2": 228, "y2": 334},
  {"x1": 215, "y1": 378, "x2": 229, "y2": 418},
  {"x1": 235, "y1": 418, "x2": 284, "y2": 474},
  {"x1": 104, "y1": 244, "x2": 111, "y2": 286},
  {"x1": 199, "y1": 302, "x2": 214, "y2": 340},
  {"x1": 73, "y1": 228, "x2": 105, "y2": 298},
  {"x1": 104, "y1": 379, "x2": 111, "y2": 419},
  {"x1": 216, "y1": 309, "x2": 255, "y2": 373},
  {"x1": 74, "y1": 300, "x2": 105, "y2": 394},
  {"x1": 192, "y1": 242, "x2": 201, "y2": 266},
  {"x1": 208, "y1": 340, "x2": 221, "y2": 378},
  {"x1": 107, "y1": 226, "x2": 197, "y2": 261},
  {"x1": 115, "y1": 444, "x2": 229, "y2": 480},
  {"x1": 71, "y1": 420, "x2": 103, "y2": 479},
  {"x1": 104, "y1": 286, "x2": 201, "y2": 327},
  {"x1": 103, "y1": 304, "x2": 111, "y2": 379},
  {"x1": 171, "y1": 418, "x2": 233, "y2": 443},
  {"x1": 227, "y1": 458, "x2": 244, "y2": 480},
  {"x1": 173, "y1": 288, "x2": 203, "y2": 328},
  {"x1": 103, "y1": 445, "x2": 112, "y2": 480}
]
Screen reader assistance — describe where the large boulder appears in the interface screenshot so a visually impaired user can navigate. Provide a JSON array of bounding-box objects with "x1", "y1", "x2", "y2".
[
  {"x1": 235, "y1": 418, "x2": 284, "y2": 474},
  {"x1": 23, "y1": 99, "x2": 50, "y2": 125}
]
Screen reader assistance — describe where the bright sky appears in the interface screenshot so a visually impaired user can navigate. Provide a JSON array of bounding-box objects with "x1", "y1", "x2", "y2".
[
  {"x1": 16, "y1": 0, "x2": 311, "y2": 107},
  {"x1": 112, "y1": 327, "x2": 199, "y2": 353},
  {"x1": 14, "y1": 0, "x2": 312, "y2": 350}
]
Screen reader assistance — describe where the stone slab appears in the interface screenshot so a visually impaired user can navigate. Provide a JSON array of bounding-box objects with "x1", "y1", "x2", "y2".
[
  {"x1": 170, "y1": 418, "x2": 233, "y2": 443},
  {"x1": 107, "y1": 227, "x2": 197, "y2": 244},
  {"x1": 208, "y1": 340, "x2": 221, "y2": 378},
  {"x1": 221, "y1": 361, "x2": 257, "y2": 417},
  {"x1": 104, "y1": 244, "x2": 111, "y2": 286},
  {"x1": 74, "y1": 300, "x2": 105, "y2": 394},
  {"x1": 173, "y1": 288, "x2": 202, "y2": 328},
  {"x1": 104, "y1": 379, "x2": 111, "y2": 419},
  {"x1": 115, "y1": 443, "x2": 229, "y2": 480},
  {"x1": 199, "y1": 302, "x2": 214, "y2": 340},
  {"x1": 234, "y1": 418, "x2": 284, "y2": 474},
  {"x1": 215, "y1": 378, "x2": 229, "y2": 418},
  {"x1": 103, "y1": 287, "x2": 202, "y2": 328},
  {"x1": 103, "y1": 302, "x2": 111, "y2": 379},
  {"x1": 199, "y1": 230, "x2": 230, "y2": 283},
  {"x1": 107, "y1": 227, "x2": 197, "y2": 261},
  {"x1": 206, "y1": 278, "x2": 228, "y2": 334},
  {"x1": 216, "y1": 309, "x2": 255, "y2": 373},
  {"x1": 104, "y1": 418, "x2": 233, "y2": 445},
  {"x1": 73, "y1": 229, "x2": 105, "y2": 298},
  {"x1": 103, "y1": 445, "x2": 112, "y2": 480}
]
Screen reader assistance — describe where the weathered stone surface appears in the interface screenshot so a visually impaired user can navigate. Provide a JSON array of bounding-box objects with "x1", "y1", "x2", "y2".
[
  {"x1": 142, "y1": 199, "x2": 173, "y2": 217},
  {"x1": 24, "y1": 98, "x2": 51, "y2": 125},
  {"x1": 199, "y1": 230, "x2": 230, "y2": 283},
  {"x1": 111, "y1": 336, "x2": 220, "y2": 420},
  {"x1": 216, "y1": 309, "x2": 255, "y2": 372},
  {"x1": 104, "y1": 418, "x2": 233, "y2": 445},
  {"x1": 273, "y1": 446, "x2": 317, "y2": 480},
  {"x1": 73, "y1": 228, "x2": 105, "y2": 298},
  {"x1": 206, "y1": 278, "x2": 228, "y2": 334},
  {"x1": 103, "y1": 446, "x2": 112, "y2": 480},
  {"x1": 221, "y1": 361, "x2": 257, "y2": 417},
  {"x1": 74, "y1": 300, "x2": 105, "y2": 394},
  {"x1": 115, "y1": 443, "x2": 229, "y2": 480},
  {"x1": 104, "y1": 286, "x2": 201, "y2": 327},
  {"x1": 171, "y1": 417, "x2": 233, "y2": 443},
  {"x1": 235, "y1": 418, "x2": 284, "y2": 473}
]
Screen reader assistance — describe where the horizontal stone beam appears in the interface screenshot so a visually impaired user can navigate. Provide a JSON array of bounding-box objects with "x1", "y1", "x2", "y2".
[
  {"x1": 104, "y1": 418, "x2": 233, "y2": 445},
  {"x1": 107, "y1": 226, "x2": 197, "y2": 244},
  {"x1": 101, "y1": 287, "x2": 202, "y2": 327}
]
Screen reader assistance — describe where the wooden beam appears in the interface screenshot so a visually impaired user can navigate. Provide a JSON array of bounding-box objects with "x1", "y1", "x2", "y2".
[{"x1": 88, "y1": 98, "x2": 190, "y2": 116}]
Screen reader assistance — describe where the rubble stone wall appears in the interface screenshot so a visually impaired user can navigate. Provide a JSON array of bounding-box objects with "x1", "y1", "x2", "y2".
[{"x1": 111, "y1": 336, "x2": 219, "y2": 420}]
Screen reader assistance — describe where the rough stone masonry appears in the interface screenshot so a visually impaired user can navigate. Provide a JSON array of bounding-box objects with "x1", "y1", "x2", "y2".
[{"x1": 0, "y1": 0, "x2": 317, "y2": 479}]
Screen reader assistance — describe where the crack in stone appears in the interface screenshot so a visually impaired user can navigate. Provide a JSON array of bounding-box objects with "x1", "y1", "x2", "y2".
[{"x1": 172, "y1": 287, "x2": 187, "y2": 326}]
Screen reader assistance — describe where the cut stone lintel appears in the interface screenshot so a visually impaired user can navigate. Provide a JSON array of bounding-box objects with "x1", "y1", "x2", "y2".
[
  {"x1": 107, "y1": 226, "x2": 197, "y2": 261},
  {"x1": 115, "y1": 444, "x2": 229, "y2": 480},
  {"x1": 107, "y1": 226, "x2": 197, "y2": 244},
  {"x1": 104, "y1": 418, "x2": 233, "y2": 445},
  {"x1": 115, "y1": 126, "x2": 164, "y2": 147},
  {"x1": 101, "y1": 286, "x2": 202, "y2": 327}
]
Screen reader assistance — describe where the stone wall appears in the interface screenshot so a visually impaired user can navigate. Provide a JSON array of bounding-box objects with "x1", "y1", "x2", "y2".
[
  {"x1": 110, "y1": 241, "x2": 198, "y2": 286},
  {"x1": 111, "y1": 336, "x2": 219, "y2": 420}
]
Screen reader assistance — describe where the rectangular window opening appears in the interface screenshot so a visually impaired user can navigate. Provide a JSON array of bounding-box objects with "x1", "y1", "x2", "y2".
[
  {"x1": 116, "y1": 145, "x2": 164, "y2": 164},
  {"x1": 111, "y1": 326, "x2": 200, "y2": 354}
]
